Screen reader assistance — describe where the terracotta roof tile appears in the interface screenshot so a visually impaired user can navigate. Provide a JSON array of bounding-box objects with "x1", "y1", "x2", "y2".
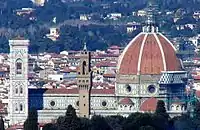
[
  {"x1": 119, "y1": 34, "x2": 144, "y2": 74},
  {"x1": 44, "y1": 88, "x2": 115, "y2": 95},
  {"x1": 119, "y1": 98, "x2": 134, "y2": 105},
  {"x1": 196, "y1": 90, "x2": 200, "y2": 97},
  {"x1": 158, "y1": 34, "x2": 181, "y2": 71},
  {"x1": 140, "y1": 97, "x2": 158, "y2": 111},
  {"x1": 103, "y1": 73, "x2": 116, "y2": 78},
  {"x1": 118, "y1": 33, "x2": 181, "y2": 75},
  {"x1": 95, "y1": 60, "x2": 117, "y2": 67}
]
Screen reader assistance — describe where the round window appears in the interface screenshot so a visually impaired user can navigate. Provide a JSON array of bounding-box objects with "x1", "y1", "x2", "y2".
[
  {"x1": 50, "y1": 101, "x2": 55, "y2": 107},
  {"x1": 148, "y1": 85, "x2": 156, "y2": 93},
  {"x1": 102, "y1": 101, "x2": 107, "y2": 107},
  {"x1": 126, "y1": 84, "x2": 131, "y2": 92},
  {"x1": 76, "y1": 101, "x2": 79, "y2": 106}
]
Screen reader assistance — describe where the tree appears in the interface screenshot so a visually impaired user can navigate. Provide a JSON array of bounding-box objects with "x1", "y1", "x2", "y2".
[
  {"x1": 123, "y1": 113, "x2": 154, "y2": 130},
  {"x1": 155, "y1": 100, "x2": 169, "y2": 119},
  {"x1": 193, "y1": 102, "x2": 200, "y2": 129},
  {"x1": 80, "y1": 117, "x2": 91, "y2": 130},
  {"x1": 24, "y1": 108, "x2": 38, "y2": 130},
  {"x1": 152, "y1": 114, "x2": 168, "y2": 130},
  {"x1": 56, "y1": 105, "x2": 81, "y2": 130},
  {"x1": 91, "y1": 115, "x2": 111, "y2": 130},
  {"x1": 43, "y1": 123, "x2": 57, "y2": 130},
  {"x1": 0, "y1": 117, "x2": 5, "y2": 130},
  {"x1": 105, "y1": 115, "x2": 124, "y2": 130},
  {"x1": 139, "y1": 125, "x2": 155, "y2": 130},
  {"x1": 0, "y1": 36, "x2": 9, "y2": 53},
  {"x1": 173, "y1": 114, "x2": 195, "y2": 130},
  {"x1": 153, "y1": 100, "x2": 169, "y2": 130}
]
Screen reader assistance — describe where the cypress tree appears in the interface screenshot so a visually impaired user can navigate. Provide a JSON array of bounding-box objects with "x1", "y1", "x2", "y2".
[
  {"x1": 56, "y1": 105, "x2": 81, "y2": 130},
  {"x1": 91, "y1": 115, "x2": 111, "y2": 130},
  {"x1": 155, "y1": 100, "x2": 169, "y2": 119},
  {"x1": 24, "y1": 108, "x2": 38, "y2": 130},
  {"x1": 153, "y1": 100, "x2": 169, "y2": 130},
  {"x1": 43, "y1": 123, "x2": 57, "y2": 130},
  {"x1": 0, "y1": 116, "x2": 5, "y2": 130},
  {"x1": 193, "y1": 102, "x2": 200, "y2": 129}
]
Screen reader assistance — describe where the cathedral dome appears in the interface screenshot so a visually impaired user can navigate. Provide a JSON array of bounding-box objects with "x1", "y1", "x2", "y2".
[{"x1": 118, "y1": 32, "x2": 182, "y2": 75}]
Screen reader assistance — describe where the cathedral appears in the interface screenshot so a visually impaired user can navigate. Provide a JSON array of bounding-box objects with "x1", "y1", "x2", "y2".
[{"x1": 8, "y1": 24, "x2": 189, "y2": 125}]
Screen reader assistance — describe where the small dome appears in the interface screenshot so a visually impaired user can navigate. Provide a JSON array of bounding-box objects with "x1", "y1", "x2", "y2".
[
  {"x1": 119, "y1": 98, "x2": 134, "y2": 105},
  {"x1": 140, "y1": 97, "x2": 158, "y2": 111}
]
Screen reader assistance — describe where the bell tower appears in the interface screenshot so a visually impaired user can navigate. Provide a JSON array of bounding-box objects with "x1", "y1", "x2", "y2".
[
  {"x1": 9, "y1": 38, "x2": 29, "y2": 125},
  {"x1": 77, "y1": 43, "x2": 92, "y2": 118}
]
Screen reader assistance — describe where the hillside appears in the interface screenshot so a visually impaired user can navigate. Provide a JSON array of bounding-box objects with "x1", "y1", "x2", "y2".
[{"x1": 0, "y1": 0, "x2": 199, "y2": 53}]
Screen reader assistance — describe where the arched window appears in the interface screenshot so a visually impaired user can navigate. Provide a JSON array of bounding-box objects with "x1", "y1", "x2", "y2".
[
  {"x1": 15, "y1": 87, "x2": 18, "y2": 94},
  {"x1": 130, "y1": 105, "x2": 132, "y2": 110},
  {"x1": 20, "y1": 87, "x2": 23, "y2": 94},
  {"x1": 176, "y1": 105, "x2": 179, "y2": 110},
  {"x1": 171, "y1": 105, "x2": 174, "y2": 111},
  {"x1": 125, "y1": 84, "x2": 131, "y2": 92},
  {"x1": 16, "y1": 59, "x2": 22, "y2": 74},
  {"x1": 15, "y1": 103, "x2": 18, "y2": 111},
  {"x1": 20, "y1": 104, "x2": 23, "y2": 111},
  {"x1": 82, "y1": 61, "x2": 87, "y2": 75}
]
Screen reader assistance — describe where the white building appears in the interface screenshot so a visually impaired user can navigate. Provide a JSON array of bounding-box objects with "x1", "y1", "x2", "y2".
[
  {"x1": 189, "y1": 36, "x2": 200, "y2": 47},
  {"x1": 33, "y1": 0, "x2": 45, "y2": 6},
  {"x1": 46, "y1": 28, "x2": 60, "y2": 41},
  {"x1": 8, "y1": 38, "x2": 29, "y2": 125},
  {"x1": 80, "y1": 14, "x2": 90, "y2": 21},
  {"x1": 106, "y1": 13, "x2": 122, "y2": 20},
  {"x1": 137, "y1": 10, "x2": 147, "y2": 16},
  {"x1": 193, "y1": 11, "x2": 200, "y2": 19}
]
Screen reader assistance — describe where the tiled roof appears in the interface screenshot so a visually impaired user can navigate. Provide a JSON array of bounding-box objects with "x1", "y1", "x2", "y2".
[
  {"x1": 7, "y1": 123, "x2": 46, "y2": 130},
  {"x1": 103, "y1": 73, "x2": 116, "y2": 78},
  {"x1": 118, "y1": 33, "x2": 181, "y2": 75},
  {"x1": 196, "y1": 90, "x2": 200, "y2": 97},
  {"x1": 98, "y1": 54, "x2": 119, "y2": 57},
  {"x1": 44, "y1": 88, "x2": 115, "y2": 95},
  {"x1": 193, "y1": 75, "x2": 200, "y2": 80},
  {"x1": 7, "y1": 125, "x2": 23, "y2": 130},
  {"x1": 140, "y1": 97, "x2": 158, "y2": 111},
  {"x1": 60, "y1": 67, "x2": 78, "y2": 73},
  {"x1": 119, "y1": 98, "x2": 133, "y2": 105},
  {"x1": 95, "y1": 60, "x2": 117, "y2": 67}
]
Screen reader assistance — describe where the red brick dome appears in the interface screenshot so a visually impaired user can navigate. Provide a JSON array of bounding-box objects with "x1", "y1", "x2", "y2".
[{"x1": 118, "y1": 32, "x2": 182, "y2": 75}]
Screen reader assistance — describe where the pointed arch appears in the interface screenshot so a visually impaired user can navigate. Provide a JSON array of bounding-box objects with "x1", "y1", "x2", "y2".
[
  {"x1": 15, "y1": 87, "x2": 18, "y2": 94},
  {"x1": 20, "y1": 104, "x2": 23, "y2": 111},
  {"x1": 82, "y1": 61, "x2": 87, "y2": 75},
  {"x1": 15, "y1": 103, "x2": 18, "y2": 111},
  {"x1": 20, "y1": 86, "x2": 23, "y2": 94},
  {"x1": 16, "y1": 58, "x2": 23, "y2": 74}
]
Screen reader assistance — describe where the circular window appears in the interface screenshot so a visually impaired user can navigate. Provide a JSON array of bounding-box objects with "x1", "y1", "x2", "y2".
[
  {"x1": 126, "y1": 84, "x2": 131, "y2": 92},
  {"x1": 102, "y1": 101, "x2": 107, "y2": 107},
  {"x1": 148, "y1": 85, "x2": 156, "y2": 93},
  {"x1": 50, "y1": 101, "x2": 55, "y2": 107},
  {"x1": 76, "y1": 101, "x2": 79, "y2": 106}
]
